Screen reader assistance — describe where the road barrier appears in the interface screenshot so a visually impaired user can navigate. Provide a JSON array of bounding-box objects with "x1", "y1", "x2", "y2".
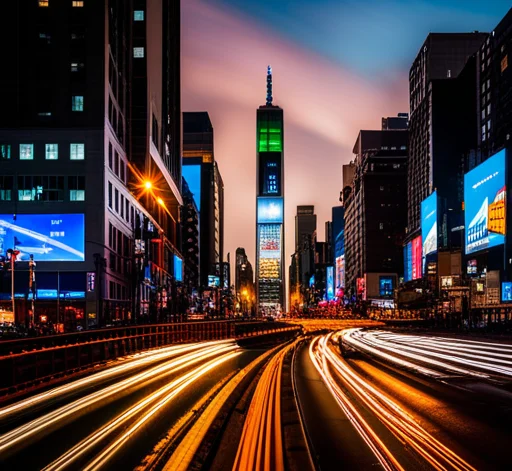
[{"x1": 0, "y1": 321, "x2": 301, "y2": 392}]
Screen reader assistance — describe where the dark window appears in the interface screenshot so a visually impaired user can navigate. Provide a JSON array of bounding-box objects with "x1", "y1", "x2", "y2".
[
  {"x1": 152, "y1": 114, "x2": 159, "y2": 148},
  {"x1": 108, "y1": 142, "x2": 113, "y2": 169},
  {"x1": 108, "y1": 181, "x2": 113, "y2": 208},
  {"x1": 68, "y1": 175, "x2": 85, "y2": 201},
  {"x1": 0, "y1": 176, "x2": 13, "y2": 201},
  {"x1": 17, "y1": 175, "x2": 64, "y2": 202},
  {"x1": 114, "y1": 151, "x2": 119, "y2": 176},
  {"x1": 120, "y1": 161, "x2": 125, "y2": 182},
  {"x1": 115, "y1": 188, "x2": 119, "y2": 212}
]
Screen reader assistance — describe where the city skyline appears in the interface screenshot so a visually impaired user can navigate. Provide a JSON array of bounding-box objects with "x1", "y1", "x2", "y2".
[{"x1": 181, "y1": 0, "x2": 509, "y2": 281}]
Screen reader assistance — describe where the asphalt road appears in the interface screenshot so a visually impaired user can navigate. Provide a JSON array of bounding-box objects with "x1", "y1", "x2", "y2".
[
  {"x1": 0, "y1": 341, "x2": 263, "y2": 471},
  {"x1": 296, "y1": 333, "x2": 512, "y2": 470}
]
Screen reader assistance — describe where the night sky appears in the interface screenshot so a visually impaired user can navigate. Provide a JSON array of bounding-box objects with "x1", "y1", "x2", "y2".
[{"x1": 182, "y1": 0, "x2": 510, "y2": 285}]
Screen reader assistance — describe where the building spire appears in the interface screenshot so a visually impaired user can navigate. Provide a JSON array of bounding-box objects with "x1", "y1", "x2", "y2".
[{"x1": 266, "y1": 65, "x2": 273, "y2": 106}]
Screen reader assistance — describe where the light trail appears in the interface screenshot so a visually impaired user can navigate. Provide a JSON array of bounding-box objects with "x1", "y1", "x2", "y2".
[
  {"x1": 344, "y1": 330, "x2": 512, "y2": 379},
  {"x1": 0, "y1": 341, "x2": 236, "y2": 457},
  {"x1": 0, "y1": 342, "x2": 213, "y2": 421},
  {"x1": 232, "y1": 342, "x2": 296, "y2": 471},
  {"x1": 309, "y1": 336, "x2": 404, "y2": 471},
  {"x1": 43, "y1": 347, "x2": 241, "y2": 471}
]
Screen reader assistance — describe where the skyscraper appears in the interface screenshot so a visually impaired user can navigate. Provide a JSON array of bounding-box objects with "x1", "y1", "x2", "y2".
[
  {"x1": 256, "y1": 67, "x2": 285, "y2": 314},
  {"x1": 183, "y1": 112, "x2": 224, "y2": 288},
  {"x1": 295, "y1": 206, "x2": 317, "y2": 251},
  {"x1": 0, "y1": 0, "x2": 182, "y2": 327}
]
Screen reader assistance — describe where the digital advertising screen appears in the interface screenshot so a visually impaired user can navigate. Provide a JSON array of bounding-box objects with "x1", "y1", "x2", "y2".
[
  {"x1": 421, "y1": 191, "x2": 437, "y2": 257},
  {"x1": 174, "y1": 255, "x2": 183, "y2": 282},
  {"x1": 257, "y1": 197, "x2": 283, "y2": 224},
  {"x1": 0, "y1": 214, "x2": 85, "y2": 261},
  {"x1": 403, "y1": 242, "x2": 412, "y2": 282},
  {"x1": 335, "y1": 255, "x2": 345, "y2": 290},
  {"x1": 182, "y1": 164, "x2": 201, "y2": 209},
  {"x1": 411, "y1": 236, "x2": 422, "y2": 280},
  {"x1": 326, "y1": 266, "x2": 334, "y2": 300},
  {"x1": 258, "y1": 224, "x2": 281, "y2": 279},
  {"x1": 502, "y1": 282, "x2": 512, "y2": 302},
  {"x1": 379, "y1": 276, "x2": 394, "y2": 297},
  {"x1": 208, "y1": 275, "x2": 220, "y2": 288},
  {"x1": 467, "y1": 259, "x2": 477, "y2": 275},
  {"x1": 464, "y1": 149, "x2": 506, "y2": 255}
]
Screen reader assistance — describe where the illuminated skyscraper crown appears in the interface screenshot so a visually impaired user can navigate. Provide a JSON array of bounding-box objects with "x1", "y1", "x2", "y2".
[{"x1": 266, "y1": 65, "x2": 273, "y2": 106}]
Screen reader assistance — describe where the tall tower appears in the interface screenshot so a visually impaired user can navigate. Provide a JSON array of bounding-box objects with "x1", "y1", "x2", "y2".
[{"x1": 256, "y1": 66, "x2": 285, "y2": 315}]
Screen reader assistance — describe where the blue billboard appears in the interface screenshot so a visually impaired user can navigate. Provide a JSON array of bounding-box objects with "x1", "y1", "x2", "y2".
[
  {"x1": 502, "y1": 282, "x2": 512, "y2": 302},
  {"x1": 464, "y1": 149, "x2": 506, "y2": 255},
  {"x1": 257, "y1": 197, "x2": 283, "y2": 224},
  {"x1": 403, "y1": 242, "x2": 412, "y2": 282},
  {"x1": 174, "y1": 255, "x2": 183, "y2": 282},
  {"x1": 182, "y1": 164, "x2": 201, "y2": 210},
  {"x1": 0, "y1": 214, "x2": 85, "y2": 261},
  {"x1": 421, "y1": 191, "x2": 437, "y2": 257},
  {"x1": 326, "y1": 266, "x2": 334, "y2": 300}
]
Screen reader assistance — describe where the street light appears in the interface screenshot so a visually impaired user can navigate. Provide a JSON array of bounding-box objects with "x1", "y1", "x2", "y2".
[{"x1": 144, "y1": 181, "x2": 152, "y2": 190}]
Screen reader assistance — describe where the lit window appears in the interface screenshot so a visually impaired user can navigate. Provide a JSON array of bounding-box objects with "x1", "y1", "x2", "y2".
[
  {"x1": 70, "y1": 143, "x2": 85, "y2": 160},
  {"x1": 45, "y1": 144, "x2": 58, "y2": 160},
  {"x1": 72, "y1": 1, "x2": 84, "y2": 7},
  {"x1": 39, "y1": 0, "x2": 49, "y2": 6},
  {"x1": 70, "y1": 190, "x2": 85, "y2": 201},
  {"x1": 133, "y1": 47, "x2": 144, "y2": 58},
  {"x1": 72, "y1": 96, "x2": 84, "y2": 111},
  {"x1": 379, "y1": 223, "x2": 384, "y2": 230},
  {"x1": 400, "y1": 145, "x2": 406, "y2": 150},
  {"x1": 1, "y1": 144, "x2": 11, "y2": 160},
  {"x1": 501, "y1": 55, "x2": 508, "y2": 73},
  {"x1": 487, "y1": 103, "x2": 491, "y2": 115},
  {"x1": 134, "y1": 10, "x2": 144, "y2": 21},
  {"x1": 38, "y1": 112, "x2": 52, "y2": 117},
  {"x1": 20, "y1": 144, "x2": 34, "y2": 160},
  {"x1": 71, "y1": 62, "x2": 84, "y2": 72}
]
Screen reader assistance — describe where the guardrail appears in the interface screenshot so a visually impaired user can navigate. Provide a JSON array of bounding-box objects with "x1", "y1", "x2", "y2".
[{"x1": 0, "y1": 321, "x2": 301, "y2": 392}]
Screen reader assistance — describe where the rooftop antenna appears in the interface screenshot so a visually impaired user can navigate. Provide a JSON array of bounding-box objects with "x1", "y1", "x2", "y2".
[{"x1": 266, "y1": 65, "x2": 273, "y2": 106}]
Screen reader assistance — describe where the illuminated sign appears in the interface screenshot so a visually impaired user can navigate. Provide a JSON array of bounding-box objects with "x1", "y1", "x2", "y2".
[
  {"x1": 208, "y1": 275, "x2": 220, "y2": 287},
  {"x1": 502, "y1": 282, "x2": 512, "y2": 302},
  {"x1": 309, "y1": 275, "x2": 315, "y2": 288},
  {"x1": 403, "y1": 242, "x2": 412, "y2": 282},
  {"x1": 379, "y1": 276, "x2": 394, "y2": 297},
  {"x1": 411, "y1": 236, "x2": 422, "y2": 280},
  {"x1": 182, "y1": 165, "x2": 201, "y2": 209},
  {"x1": 257, "y1": 197, "x2": 283, "y2": 224},
  {"x1": 0, "y1": 214, "x2": 85, "y2": 261},
  {"x1": 174, "y1": 255, "x2": 183, "y2": 282},
  {"x1": 467, "y1": 259, "x2": 477, "y2": 275},
  {"x1": 356, "y1": 277, "x2": 366, "y2": 299},
  {"x1": 335, "y1": 255, "x2": 345, "y2": 290},
  {"x1": 421, "y1": 191, "x2": 437, "y2": 256},
  {"x1": 258, "y1": 224, "x2": 281, "y2": 280},
  {"x1": 326, "y1": 266, "x2": 334, "y2": 300},
  {"x1": 464, "y1": 149, "x2": 506, "y2": 255}
]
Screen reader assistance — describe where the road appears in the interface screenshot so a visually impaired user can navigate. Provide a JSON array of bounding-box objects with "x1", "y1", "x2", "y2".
[
  {"x1": 295, "y1": 331, "x2": 512, "y2": 470},
  {"x1": 0, "y1": 340, "x2": 262, "y2": 470}
]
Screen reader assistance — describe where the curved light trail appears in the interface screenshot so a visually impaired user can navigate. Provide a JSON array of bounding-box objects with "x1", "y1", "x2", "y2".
[
  {"x1": 311, "y1": 333, "x2": 477, "y2": 471},
  {"x1": 0, "y1": 341, "x2": 236, "y2": 457},
  {"x1": 343, "y1": 329, "x2": 512, "y2": 379}
]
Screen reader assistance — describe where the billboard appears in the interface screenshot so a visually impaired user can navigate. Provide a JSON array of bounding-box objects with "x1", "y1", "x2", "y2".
[
  {"x1": 421, "y1": 191, "x2": 437, "y2": 257},
  {"x1": 208, "y1": 275, "x2": 220, "y2": 287},
  {"x1": 335, "y1": 255, "x2": 345, "y2": 290},
  {"x1": 502, "y1": 282, "x2": 512, "y2": 302},
  {"x1": 174, "y1": 255, "x2": 183, "y2": 282},
  {"x1": 411, "y1": 236, "x2": 422, "y2": 280},
  {"x1": 403, "y1": 242, "x2": 413, "y2": 282},
  {"x1": 257, "y1": 197, "x2": 283, "y2": 224},
  {"x1": 464, "y1": 149, "x2": 506, "y2": 255},
  {"x1": 379, "y1": 276, "x2": 394, "y2": 297},
  {"x1": 0, "y1": 214, "x2": 85, "y2": 262},
  {"x1": 258, "y1": 224, "x2": 281, "y2": 279},
  {"x1": 182, "y1": 165, "x2": 201, "y2": 209},
  {"x1": 326, "y1": 266, "x2": 334, "y2": 300}
]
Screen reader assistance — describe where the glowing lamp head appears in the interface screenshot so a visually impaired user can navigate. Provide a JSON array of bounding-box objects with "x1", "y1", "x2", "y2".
[
  {"x1": 144, "y1": 181, "x2": 152, "y2": 190},
  {"x1": 157, "y1": 197, "x2": 164, "y2": 206}
]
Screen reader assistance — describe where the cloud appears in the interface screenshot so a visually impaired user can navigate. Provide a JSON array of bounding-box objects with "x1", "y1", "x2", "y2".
[{"x1": 182, "y1": 0, "x2": 409, "y2": 304}]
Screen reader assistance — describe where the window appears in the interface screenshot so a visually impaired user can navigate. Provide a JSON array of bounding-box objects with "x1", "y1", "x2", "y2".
[
  {"x1": 487, "y1": 104, "x2": 491, "y2": 116},
  {"x1": 17, "y1": 175, "x2": 64, "y2": 202},
  {"x1": 39, "y1": 33, "x2": 51, "y2": 45},
  {"x1": 400, "y1": 145, "x2": 406, "y2": 150},
  {"x1": 45, "y1": 144, "x2": 58, "y2": 160},
  {"x1": 72, "y1": 1, "x2": 84, "y2": 6},
  {"x1": 501, "y1": 55, "x2": 508, "y2": 73},
  {"x1": 70, "y1": 143, "x2": 85, "y2": 160},
  {"x1": 69, "y1": 176, "x2": 85, "y2": 201},
  {"x1": 0, "y1": 176, "x2": 13, "y2": 201},
  {"x1": 108, "y1": 181, "x2": 113, "y2": 208},
  {"x1": 115, "y1": 151, "x2": 119, "y2": 176},
  {"x1": 379, "y1": 223, "x2": 384, "y2": 230},
  {"x1": 115, "y1": 188, "x2": 119, "y2": 212},
  {"x1": 71, "y1": 62, "x2": 84, "y2": 72},
  {"x1": 120, "y1": 161, "x2": 125, "y2": 183},
  {"x1": 20, "y1": 144, "x2": 34, "y2": 160},
  {"x1": 72, "y1": 95, "x2": 84, "y2": 111},
  {"x1": 379, "y1": 185, "x2": 384, "y2": 191},
  {"x1": 39, "y1": 0, "x2": 49, "y2": 6},
  {"x1": 109, "y1": 143, "x2": 113, "y2": 169},
  {"x1": 1, "y1": 144, "x2": 11, "y2": 160},
  {"x1": 120, "y1": 195, "x2": 124, "y2": 218},
  {"x1": 134, "y1": 10, "x2": 144, "y2": 21},
  {"x1": 125, "y1": 199, "x2": 129, "y2": 222},
  {"x1": 133, "y1": 47, "x2": 144, "y2": 58}
]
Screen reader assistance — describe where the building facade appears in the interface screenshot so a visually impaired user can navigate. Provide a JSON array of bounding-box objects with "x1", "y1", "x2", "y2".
[
  {"x1": 235, "y1": 247, "x2": 255, "y2": 315},
  {"x1": 256, "y1": 67, "x2": 285, "y2": 314},
  {"x1": 0, "y1": 0, "x2": 182, "y2": 328},
  {"x1": 343, "y1": 126, "x2": 408, "y2": 300},
  {"x1": 182, "y1": 112, "x2": 225, "y2": 289}
]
